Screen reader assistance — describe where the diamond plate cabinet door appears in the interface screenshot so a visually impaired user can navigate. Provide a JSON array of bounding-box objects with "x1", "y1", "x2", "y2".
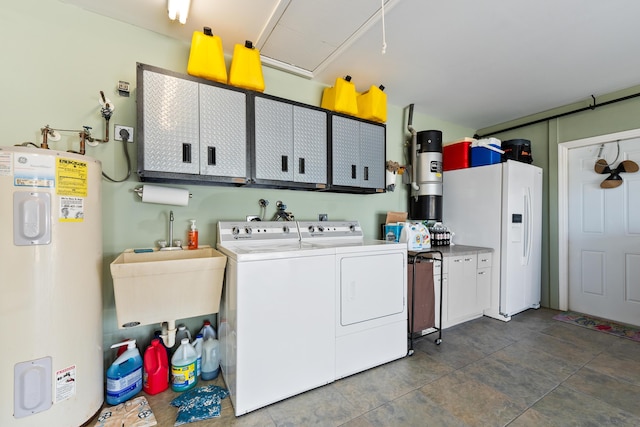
[
  {"x1": 141, "y1": 68, "x2": 200, "y2": 174},
  {"x1": 293, "y1": 106, "x2": 327, "y2": 185},
  {"x1": 200, "y1": 84, "x2": 247, "y2": 179},
  {"x1": 253, "y1": 95, "x2": 327, "y2": 188},
  {"x1": 254, "y1": 97, "x2": 294, "y2": 182},
  {"x1": 330, "y1": 115, "x2": 386, "y2": 192},
  {"x1": 359, "y1": 121, "x2": 385, "y2": 189}
]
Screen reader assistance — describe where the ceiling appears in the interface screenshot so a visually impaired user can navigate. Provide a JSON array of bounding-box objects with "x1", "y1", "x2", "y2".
[{"x1": 62, "y1": 0, "x2": 640, "y2": 130}]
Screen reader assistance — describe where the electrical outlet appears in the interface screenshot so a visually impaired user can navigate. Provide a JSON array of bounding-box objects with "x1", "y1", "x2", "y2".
[
  {"x1": 114, "y1": 125, "x2": 134, "y2": 142},
  {"x1": 319, "y1": 213, "x2": 328, "y2": 221}
]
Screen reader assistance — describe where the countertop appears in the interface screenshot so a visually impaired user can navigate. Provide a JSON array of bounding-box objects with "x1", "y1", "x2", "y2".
[{"x1": 409, "y1": 244, "x2": 493, "y2": 258}]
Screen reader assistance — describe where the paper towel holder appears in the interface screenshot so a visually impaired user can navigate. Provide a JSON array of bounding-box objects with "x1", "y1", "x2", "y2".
[{"x1": 133, "y1": 185, "x2": 193, "y2": 206}]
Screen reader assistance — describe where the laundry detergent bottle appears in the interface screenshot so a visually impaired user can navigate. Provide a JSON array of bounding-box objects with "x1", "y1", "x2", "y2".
[
  {"x1": 106, "y1": 339, "x2": 143, "y2": 405},
  {"x1": 143, "y1": 338, "x2": 169, "y2": 395},
  {"x1": 171, "y1": 338, "x2": 198, "y2": 392}
]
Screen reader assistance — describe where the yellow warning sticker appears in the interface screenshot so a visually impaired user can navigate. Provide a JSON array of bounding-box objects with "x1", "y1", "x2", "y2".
[{"x1": 56, "y1": 158, "x2": 88, "y2": 197}]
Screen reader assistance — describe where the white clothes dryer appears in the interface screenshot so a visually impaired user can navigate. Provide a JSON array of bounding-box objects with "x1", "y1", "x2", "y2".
[{"x1": 298, "y1": 221, "x2": 407, "y2": 379}]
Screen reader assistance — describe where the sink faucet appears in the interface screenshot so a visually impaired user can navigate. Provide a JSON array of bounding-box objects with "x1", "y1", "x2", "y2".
[{"x1": 160, "y1": 210, "x2": 183, "y2": 251}]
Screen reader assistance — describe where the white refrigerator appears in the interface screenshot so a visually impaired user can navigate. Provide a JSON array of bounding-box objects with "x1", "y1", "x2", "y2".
[{"x1": 443, "y1": 160, "x2": 542, "y2": 321}]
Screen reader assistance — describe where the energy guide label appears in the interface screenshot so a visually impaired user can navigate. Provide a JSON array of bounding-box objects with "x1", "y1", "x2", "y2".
[{"x1": 56, "y1": 158, "x2": 88, "y2": 197}]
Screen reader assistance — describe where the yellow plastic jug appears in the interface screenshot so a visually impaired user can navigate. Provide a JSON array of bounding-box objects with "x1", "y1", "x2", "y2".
[
  {"x1": 357, "y1": 85, "x2": 387, "y2": 123},
  {"x1": 228, "y1": 41, "x2": 265, "y2": 92},
  {"x1": 321, "y1": 75, "x2": 358, "y2": 116},
  {"x1": 187, "y1": 27, "x2": 227, "y2": 84}
]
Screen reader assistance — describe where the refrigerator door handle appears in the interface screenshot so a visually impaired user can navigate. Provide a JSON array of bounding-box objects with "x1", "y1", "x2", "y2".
[{"x1": 523, "y1": 188, "x2": 533, "y2": 265}]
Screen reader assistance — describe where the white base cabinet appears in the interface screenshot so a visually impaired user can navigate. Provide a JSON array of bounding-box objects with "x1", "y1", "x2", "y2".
[{"x1": 431, "y1": 248, "x2": 493, "y2": 329}]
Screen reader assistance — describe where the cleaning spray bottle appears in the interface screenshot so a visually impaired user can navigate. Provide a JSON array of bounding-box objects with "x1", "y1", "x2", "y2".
[
  {"x1": 188, "y1": 219, "x2": 198, "y2": 250},
  {"x1": 106, "y1": 339, "x2": 143, "y2": 405}
]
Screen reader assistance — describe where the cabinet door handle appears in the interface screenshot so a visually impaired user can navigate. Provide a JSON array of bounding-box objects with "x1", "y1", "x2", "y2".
[
  {"x1": 351, "y1": 164, "x2": 357, "y2": 179},
  {"x1": 478, "y1": 271, "x2": 487, "y2": 275},
  {"x1": 453, "y1": 259, "x2": 462, "y2": 263},
  {"x1": 207, "y1": 147, "x2": 216, "y2": 165},
  {"x1": 464, "y1": 257, "x2": 473, "y2": 262},
  {"x1": 363, "y1": 166, "x2": 369, "y2": 181},
  {"x1": 182, "y1": 143, "x2": 192, "y2": 163},
  {"x1": 298, "y1": 157, "x2": 305, "y2": 174},
  {"x1": 481, "y1": 258, "x2": 489, "y2": 262},
  {"x1": 281, "y1": 155, "x2": 288, "y2": 172}
]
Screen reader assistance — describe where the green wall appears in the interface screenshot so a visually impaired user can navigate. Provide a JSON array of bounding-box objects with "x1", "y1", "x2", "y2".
[
  {"x1": 1, "y1": 0, "x2": 473, "y2": 362},
  {"x1": 477, "y1": 85, "x2": 640, "y2": 309},
  {"x1": 9, "y1": 0, "x2": 637, "y2": 365}
]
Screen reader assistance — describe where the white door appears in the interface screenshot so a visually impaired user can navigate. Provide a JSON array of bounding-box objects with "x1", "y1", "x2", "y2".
[{"x1": 567, "y1": 138, "x2": 640, "y2": 326}]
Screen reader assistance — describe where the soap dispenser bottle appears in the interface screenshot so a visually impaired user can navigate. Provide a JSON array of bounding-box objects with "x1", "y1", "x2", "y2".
[
  {"x1": 188, "y1": 219, "x2": 198, "y2": 250},
  {"x1": 106, "y1": 339, "x2": 143, "y2": 405}
]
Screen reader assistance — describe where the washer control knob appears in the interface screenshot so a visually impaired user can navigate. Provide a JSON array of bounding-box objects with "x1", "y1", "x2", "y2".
[
  {"x1": 349, "y1": 224, "x2": 356, "y2": 232},
  {"x1": 317, "y1": 226, "x2": 324, "y2": 232},
  {"x1": 282, "y1": 225, "x2": 289, "y2": 233},
  {"x1": 232, "y1": 227, "x2": 239, "y2": 236},
  {"x1": 308, "y1": 225, "x2": 315, "y2": 233},
  {"x1": 244, "y1": 226, "x2": 252, "y2": 235}
]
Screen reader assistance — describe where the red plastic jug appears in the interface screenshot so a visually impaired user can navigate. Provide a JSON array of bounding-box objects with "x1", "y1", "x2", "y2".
[{"x1": 143, "y1": 338, "x2": 169, "y2": 395}]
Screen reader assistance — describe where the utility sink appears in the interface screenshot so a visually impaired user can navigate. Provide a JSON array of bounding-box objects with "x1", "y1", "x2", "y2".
[{"x1": 109, "y1": 246, "x2": 227, "y2": 329}]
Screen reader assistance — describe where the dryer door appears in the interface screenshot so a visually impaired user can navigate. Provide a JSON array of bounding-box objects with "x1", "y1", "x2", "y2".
[{"x1": 339, "y1": 252, "x2": 405, "y2": 325}]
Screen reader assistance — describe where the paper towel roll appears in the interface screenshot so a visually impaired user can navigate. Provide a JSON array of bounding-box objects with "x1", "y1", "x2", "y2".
[{"x1": 140, "y1": 185, "x2": 190, "y2": 206}]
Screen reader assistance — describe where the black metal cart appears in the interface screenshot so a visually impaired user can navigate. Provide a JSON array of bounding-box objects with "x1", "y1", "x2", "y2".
[{"x1": 407, "y1": 249, "x2": 443, "y2": 355}]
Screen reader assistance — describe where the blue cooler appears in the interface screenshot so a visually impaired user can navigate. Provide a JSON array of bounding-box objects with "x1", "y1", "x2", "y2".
[{"x1": 471, "y1": 139, "x2": 504, "y2": 167}]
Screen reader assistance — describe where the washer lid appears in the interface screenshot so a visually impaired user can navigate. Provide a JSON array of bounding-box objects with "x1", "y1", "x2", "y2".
[{"x1": 217, "y1": 240, "x2": 335, "y2": 261}]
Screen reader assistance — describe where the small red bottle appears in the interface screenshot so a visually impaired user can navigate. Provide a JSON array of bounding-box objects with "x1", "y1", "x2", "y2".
[{"x1": 143, "y1": 338, "x2": 169, "y2": 395}]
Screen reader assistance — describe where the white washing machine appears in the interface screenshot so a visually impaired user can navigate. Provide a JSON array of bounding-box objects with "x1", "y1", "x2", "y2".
[
  {"x1": 298, "y1": 221, "x2": 407, "y2": 379},
  {"x1": 216, "y1": 221, "x2": 336, "y2": 416}
]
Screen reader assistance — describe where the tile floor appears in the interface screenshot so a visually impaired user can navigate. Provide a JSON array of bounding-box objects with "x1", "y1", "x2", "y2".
[{"x1": 132, "y1": 308, "x2": 640, "y2": 426}]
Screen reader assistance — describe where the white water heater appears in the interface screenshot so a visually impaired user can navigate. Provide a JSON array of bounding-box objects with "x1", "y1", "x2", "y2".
[{"x1": 0, "y1": 146, "x2": 103, "y2": 426}]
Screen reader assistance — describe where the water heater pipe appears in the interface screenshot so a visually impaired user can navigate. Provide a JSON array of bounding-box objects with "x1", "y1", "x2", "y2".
[{"x1": 407, "y1": 104, "x2": 420, "y2": 191}]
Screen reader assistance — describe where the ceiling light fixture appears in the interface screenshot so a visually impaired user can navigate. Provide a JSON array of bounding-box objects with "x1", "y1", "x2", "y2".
[{"x1": 168, "y1": 0, "x2": 191, "y2": 24}]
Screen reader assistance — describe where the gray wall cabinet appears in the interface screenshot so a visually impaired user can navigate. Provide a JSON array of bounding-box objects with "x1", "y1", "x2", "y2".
[
  {"x1": 330, "y1": 115, "x2": 386, "y2": 192},
  {"x1": 137, "y1": 63, "x2": 249, "y2": 185},
  {"x1": 137, "y1": 63, "x2": 385, "y2": 194},
  {"x1": 253, "y1": 95, "x2": 327, "y2": 189}
]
